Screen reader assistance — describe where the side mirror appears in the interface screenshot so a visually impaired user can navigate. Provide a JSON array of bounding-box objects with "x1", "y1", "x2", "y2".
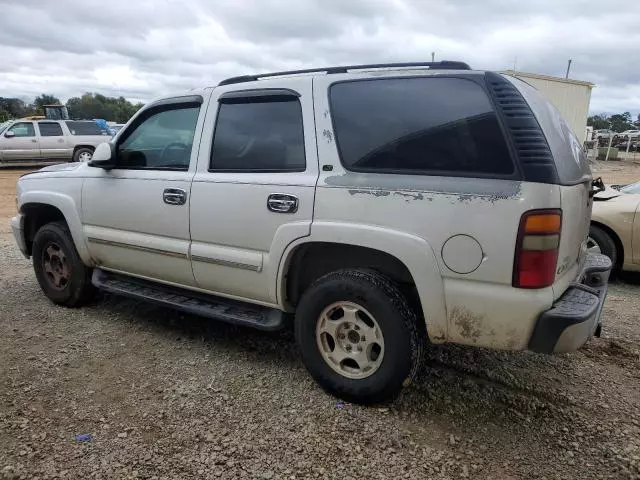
[
  {"x1": 4, "y1": 131, "x2": 15, "y2": 138},
  {"x1": 87, "y1": 142, "x2": 116, "y2": 169}
]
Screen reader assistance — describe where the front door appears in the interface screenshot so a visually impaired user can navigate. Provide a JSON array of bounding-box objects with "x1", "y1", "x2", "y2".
[
  {"x1": 37, "y1": 121, "x2": 72, "y2": 160},
  {"x1": 82, "y1": 95, "x2": 208, "y2": 286},
  {"x1": 0, "y1": 122, "x2": 40, "y2": 161},
  {"x1": 189, "y1": 78, "x2": 318, "y2": 305}
]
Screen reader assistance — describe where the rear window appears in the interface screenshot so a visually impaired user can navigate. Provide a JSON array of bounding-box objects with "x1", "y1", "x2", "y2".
[
  {"x1": 329, "y1": 77, "x2": 514, "y2": 176},
  {"x1": 65, "y1": 121, "x2": 104, "y2": 136}
]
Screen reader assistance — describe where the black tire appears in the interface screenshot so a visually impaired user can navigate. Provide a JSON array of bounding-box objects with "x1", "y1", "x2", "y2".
[
  {"x1": 32, "y1": 221, "x2": 93, "y2": 307},
  {"x1": 295, "y1": 269, "x2": 424, "y2": 404},
  {"x1": 588, "y1": 224, "x2": 618, "y2": 267},
  {"x1": 72, "y1": 147, "x2": 93, "y2": 163}
]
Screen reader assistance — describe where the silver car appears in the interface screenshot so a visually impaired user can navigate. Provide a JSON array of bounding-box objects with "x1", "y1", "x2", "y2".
[{"x1": 0, "y1": 119, "x2": 110, "y2": 163}]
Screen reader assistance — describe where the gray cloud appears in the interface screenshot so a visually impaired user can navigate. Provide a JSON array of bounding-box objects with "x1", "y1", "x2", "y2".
[{"x1": 0, "y1": 0, "x2": 638, "y2": 115}]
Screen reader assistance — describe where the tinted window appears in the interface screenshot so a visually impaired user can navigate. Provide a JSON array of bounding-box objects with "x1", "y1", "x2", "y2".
[
  {"x1": 6, "y1": 122, "x2": 35, "y2": 137},
  {"x1": 330, "y1": 77, "x2": 514, "y2": 176},
  {"x1": 38, "y1": 122, "x2": 63, "y2": 136},
  {"x1": 117, "y1": 105, "x2": 200, "y2": 170},
  {"x1": 65, "y1": 121, "x2": 104, "y2": 136},
  {"x1": 211, "y1": 99, "x2": 305, "y2": 171}
]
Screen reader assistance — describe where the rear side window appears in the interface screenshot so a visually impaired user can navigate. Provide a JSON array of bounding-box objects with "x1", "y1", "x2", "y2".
[
  {"x1": 38, "y1": 122, "x2": 63, "y2": 136},
  {"x1": 65, "y1": 121, "x2": 104, "y2": 136},
  {"x1": 330, "y1": 77, "x2": 514, "y2": 176},
  {"x1": 210, "y1": 98, "x2": 305, "y2": 172}
]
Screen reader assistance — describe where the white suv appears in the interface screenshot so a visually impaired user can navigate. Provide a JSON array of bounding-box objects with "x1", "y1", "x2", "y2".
[
  {"x1": 0, "y1": 119, "x2": 109, "y2": 163},
  {"x1": 10, "y1": 61, "x2": 611, "y2": 403}
]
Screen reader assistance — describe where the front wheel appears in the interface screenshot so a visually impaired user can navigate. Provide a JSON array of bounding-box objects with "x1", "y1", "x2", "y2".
[
  {"x1": 32, "y1": 221, "x2": 94, "y2": 307},
  {"x1": 295, "y1": 269, "x2": 424, "y2": 404}
]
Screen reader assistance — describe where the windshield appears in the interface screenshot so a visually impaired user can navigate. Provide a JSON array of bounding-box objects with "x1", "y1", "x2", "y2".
[
  {"x1": 0, "y1": 121, "x2": 10, "y2": 134},
  {"x1": 620, "y1": 182, "x2": 640, "y2": 194}
]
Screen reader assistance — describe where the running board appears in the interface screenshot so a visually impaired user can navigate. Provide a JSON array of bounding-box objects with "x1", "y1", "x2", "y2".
[{"x1": 91, "y1": 269, "x2": 284, "y2": 331}]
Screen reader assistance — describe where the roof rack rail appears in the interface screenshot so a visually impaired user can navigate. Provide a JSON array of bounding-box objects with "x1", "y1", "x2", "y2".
[{"x1": 218, "y1": 60, "x2": 471, "y2": 86}]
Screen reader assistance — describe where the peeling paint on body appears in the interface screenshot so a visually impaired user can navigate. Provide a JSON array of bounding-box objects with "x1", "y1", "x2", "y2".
[
  {"x1": 322, "y1": 129, "x2": 333, "y2": 143},
  {"x1": 394, "y1": 191, "x2": 426, "y2": 202},
  {"x1": 325, "y1": 172, "x2": 522, "y2": 202},
  {"x1": 348, "y1": 189, "x2": 390, "y2": 197}
]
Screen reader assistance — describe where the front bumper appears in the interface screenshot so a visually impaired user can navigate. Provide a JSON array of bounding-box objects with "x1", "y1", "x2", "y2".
[
  {"x1": 10, "y1": 215, "x2": 29, "y2": 259},
  {"x1": 529, "y1": 253, "x2": 612, "y2": 354}
]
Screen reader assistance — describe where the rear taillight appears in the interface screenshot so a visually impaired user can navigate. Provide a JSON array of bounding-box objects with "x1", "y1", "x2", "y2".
[{"x1": 513, "y1": 210, "x2": 562, "y2": 288}]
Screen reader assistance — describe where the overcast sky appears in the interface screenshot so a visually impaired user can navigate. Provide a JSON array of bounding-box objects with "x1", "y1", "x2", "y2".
[{"x1": 0, "y1": 0, "x2": 638, "y2": 116}]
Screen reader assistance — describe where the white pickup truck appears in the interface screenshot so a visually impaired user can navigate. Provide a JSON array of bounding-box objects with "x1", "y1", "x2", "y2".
[
  {"x1": 11, "y1": 61, "x2": 611, "y2": 403},
  {"x1": 0, "y1": 119, "x2": 109, "y2": 163}
]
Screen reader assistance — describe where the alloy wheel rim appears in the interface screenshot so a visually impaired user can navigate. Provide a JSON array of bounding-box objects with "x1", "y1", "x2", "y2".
[
  {"x1": 315, "y1": 301, "x2": 385, "y2": 380},
  {"x1": 78, "y1": 151, "x2": 92, "y2": 162},
  {"x1": 42, "y1": 242, "x2": 71, "y2": 290}
]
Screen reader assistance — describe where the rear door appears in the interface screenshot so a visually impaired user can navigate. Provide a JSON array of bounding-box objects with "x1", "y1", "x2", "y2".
[
  {"x1": 0, "y1": 122, "x2": 40, "y2": 161},
  {"x1": 37, "y1": 121, "x2": 71, "y2": 160},
  {"x1": 189, "y1": 78, "x2": 318, "y2": 304}
]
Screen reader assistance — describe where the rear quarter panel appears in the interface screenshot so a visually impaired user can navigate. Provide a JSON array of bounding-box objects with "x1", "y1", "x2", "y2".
[{"x1": 313, "y1": 176, "x2": 559, "y2": 349}]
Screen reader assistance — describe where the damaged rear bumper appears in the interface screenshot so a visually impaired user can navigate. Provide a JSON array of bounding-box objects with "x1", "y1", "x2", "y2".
[{"x1": 529, "y1": 253, "x2": 612, "y2": 354}]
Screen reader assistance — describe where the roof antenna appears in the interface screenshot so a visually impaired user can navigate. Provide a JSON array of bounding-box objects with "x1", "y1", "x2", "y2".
[
  {"x1": 565, "y1": 59, "x2": 572, "y2": 79},
  {"x1": 431, "y1": 52, "x2": 435, "y2": 62}
]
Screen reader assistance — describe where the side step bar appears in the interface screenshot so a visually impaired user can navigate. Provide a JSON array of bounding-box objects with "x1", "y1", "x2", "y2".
[{"x1": 92, "y1": 269, "x2": 284, "y2": 331}]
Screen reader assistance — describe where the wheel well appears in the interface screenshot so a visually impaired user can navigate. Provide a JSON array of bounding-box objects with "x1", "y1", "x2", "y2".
[
  {"x1": 591, "y1": 221, "x2": 624, "y2": 267},
  {"x1": 285, "y1": 242, "x2": 421, "y2": 312},
  {"x1": 21, "y1": 203, "x2": 66, "y2": 255},
  {"x1": 73, "y1": 145, "x2": 95, "y2": 154}
]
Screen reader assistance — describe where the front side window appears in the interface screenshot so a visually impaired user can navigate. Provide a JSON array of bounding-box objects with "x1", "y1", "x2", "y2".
[
  {"x1": 117, "y1": 105, "x2": 200, "y2": 170},
  {"x1": 330, "y1": 77, "x2": 514, "y2": 176},
  {"x1": 38, "y1": 122, "x2": 64, "y2": 137},
  {"x1": 6, "y1": 122, "x2": 35, "y2": 138},
  {"x1": 210, "y1": 98, "x2": 305, "y2": 172}
]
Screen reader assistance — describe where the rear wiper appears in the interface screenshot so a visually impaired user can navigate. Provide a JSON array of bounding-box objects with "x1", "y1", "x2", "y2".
[{"x1": 590, "y1": 177, "x2": 605, "y2": 198}]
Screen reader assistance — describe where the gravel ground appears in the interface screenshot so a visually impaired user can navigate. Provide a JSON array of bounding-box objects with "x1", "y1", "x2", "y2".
[{"x1": 1, "y1": 166, "x2": 640, "y2": 479}]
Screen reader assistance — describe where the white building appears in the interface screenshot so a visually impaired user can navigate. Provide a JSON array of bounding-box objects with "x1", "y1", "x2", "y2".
[{"x1": 503, "y1": 70, "x2": 594, "y2": 142}]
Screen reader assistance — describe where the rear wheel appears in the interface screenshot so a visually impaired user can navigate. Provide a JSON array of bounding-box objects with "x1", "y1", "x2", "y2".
[
  {"x1": 295, "y1": 269, "x2": 424, "y2": 404},
  {"x1": 32, "y1": 221, "x2": 94, "y2": 306},
  {"x1": 588, "y1": 224, "x2": 618, "y2": 267},
  {"x1": 73, "y1": 147, "x2": 93, "y2": 163}
]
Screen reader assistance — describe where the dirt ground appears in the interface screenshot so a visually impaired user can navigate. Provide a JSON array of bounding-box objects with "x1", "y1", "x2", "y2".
[{"x1": 0, "y1": 165, "x2": 639, "y2": 479}]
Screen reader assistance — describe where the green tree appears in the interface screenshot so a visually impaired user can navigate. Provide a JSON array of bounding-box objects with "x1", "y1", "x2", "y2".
[
  {"x1": 609, "y1": 112, "x2": 634, "y2": 132},
  {"x1": 66, "y1": 93, "x2": 143, "y2": 123},
  {"x1": 587, "y1": 114, "x2": 610, "y2": 130},
  {"x1": 33, "y1": 94, "x2": 62, "y2": 115},
  {"x1": 0, "y1": 97, "x2": 32, "y2": 118}
]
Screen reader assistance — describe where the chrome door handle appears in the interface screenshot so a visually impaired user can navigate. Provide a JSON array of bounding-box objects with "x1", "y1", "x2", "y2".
[
  {"x1": 163, "y1": 188, "x2": 187, "y2": 206},
  {"x1": 267, "y1": 194, "x2": 298, "y2": 213}
]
